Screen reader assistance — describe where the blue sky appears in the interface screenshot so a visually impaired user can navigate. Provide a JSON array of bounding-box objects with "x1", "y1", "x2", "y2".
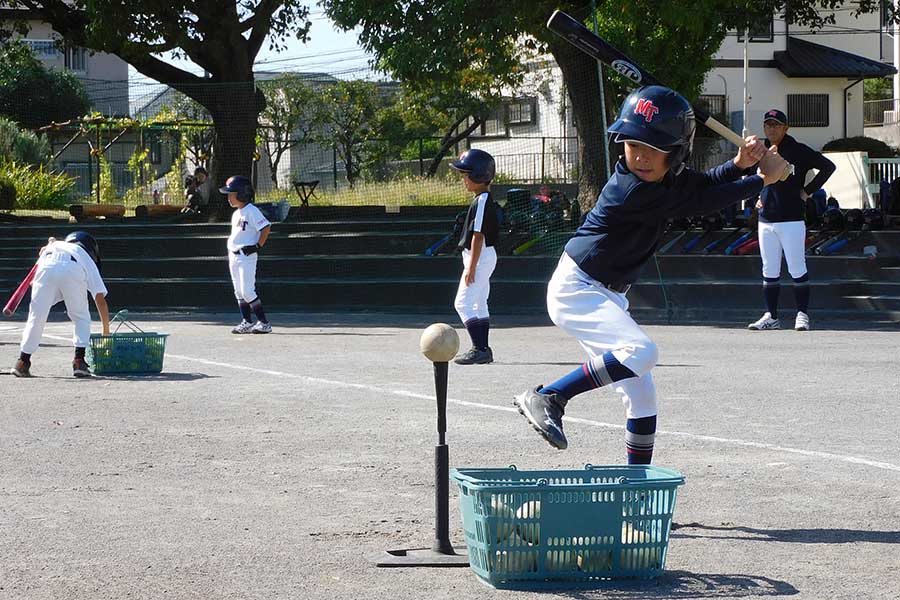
[{"x1": 128, "y1": 10, "x2": 377, "y2": 85}]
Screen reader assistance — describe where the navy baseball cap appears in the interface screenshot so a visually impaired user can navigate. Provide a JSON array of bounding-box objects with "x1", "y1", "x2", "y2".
[{"x1": 763, "y1": 109, "x2": 788, "y2": 125}]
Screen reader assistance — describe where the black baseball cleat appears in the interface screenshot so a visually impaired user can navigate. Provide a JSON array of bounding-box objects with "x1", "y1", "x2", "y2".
[
  {"x1": 73, "y1": 358, "x2": 92, "y2": 378},
  {"x1": 12, "y1": 359, "x2": 31, "y2": 377},
  {"x1": 454, "y1": 346, "x2": 493, "y2": 365},
  {"x1": 514, "y1": 386, "x2": 568, "y2": 450}
]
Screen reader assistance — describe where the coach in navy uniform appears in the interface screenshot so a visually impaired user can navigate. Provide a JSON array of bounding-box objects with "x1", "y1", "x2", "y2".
[{"x1": 748, "y1": 109, "x2": 835, "y2": 332}]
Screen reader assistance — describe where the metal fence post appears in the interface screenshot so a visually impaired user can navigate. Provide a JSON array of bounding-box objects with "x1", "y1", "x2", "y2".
[
  {"x1": 333, "y1": 144, "x2": 338, "y2": 191},
  {"x1": 419, "y1": 138, "x2": 424, "y2": 177},
  {"x1": 541, "y1": 137, "x2": 546, "y2": 183}
]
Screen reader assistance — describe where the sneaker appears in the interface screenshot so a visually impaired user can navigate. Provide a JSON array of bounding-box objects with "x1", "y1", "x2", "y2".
[
  {"x1": 12, "y1": 359, "x2": 31, "y2": 377},
  {"x1": 73, "y1": 358, "x2": 92, "y2": 378},
  {"x1": 513, "y1": 387, "x2": 569, "y2": 450},
  {"x1": 795, "y1": 311, "x2": 810, "y2": 331},
  {"x1": 251, "y1": 321, "x2": 272, "y2": 334},
  {"x1": 747, "y1": 312, "x2": 780, "y2": 330},
  {"x1": 454, "y1": 346, "x2": 492, "y2": 364},
  {"x1": 231, "y1": 320, "x2": 254, "y2": 334}
]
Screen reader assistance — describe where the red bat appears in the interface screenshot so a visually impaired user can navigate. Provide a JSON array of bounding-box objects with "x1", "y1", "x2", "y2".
[{"x1": 3, "y1": 264, "x2": 38, "y2": 317}]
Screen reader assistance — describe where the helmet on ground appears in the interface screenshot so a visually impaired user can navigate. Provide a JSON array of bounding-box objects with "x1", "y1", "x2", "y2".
[
  {"x1": 65, "y1": 231, "x2": 100, "y2": 269},
  {"x1": 821, "y1": 207, "x2": 845, "y2": 230},
  {"x1": 844, "y1": 208, "x2": 864, "y2": 230},
  {"x1": 450, "y1": 149, "x2": 495, "y2": 184},
  {"x1": 608, "y1": 85, "x2": 696, "y2": 175},
  {"x1": 862, "y1": 207, "x2": 884, "y2": 230},
  {"x1": 219, "y1": 175, "x2": 255, "y2": 202}
]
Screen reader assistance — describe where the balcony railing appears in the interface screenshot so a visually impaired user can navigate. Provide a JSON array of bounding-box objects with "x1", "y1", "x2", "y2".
[{"x1": 863, "y1": 98, "x2": 900, "y2": 127}]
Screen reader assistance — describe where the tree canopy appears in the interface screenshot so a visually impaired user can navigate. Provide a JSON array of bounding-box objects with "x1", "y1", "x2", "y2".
[
  {"x1": 6, "y1": 0, "x2": 313, "y2": 217},
  {"x1": 323, "y1": 0, "x2": 896, "y2": 205},
  {"x1": 0, "y1": 41, "x2": 91, "y2": 129}
]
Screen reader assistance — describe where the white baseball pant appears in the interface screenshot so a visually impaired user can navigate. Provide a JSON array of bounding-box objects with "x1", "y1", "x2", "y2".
[
  {"x1": 757, "y1": 220, "x2": 808, "y2": 279},
  {"x1": 20, "y1": 258, "x2": 92, "y2": 354},
  {"x1": 454, "y1": 246, "x2": 497, "y2": 321},
  {"x1": 229, "y1": 252, "x2": 259, "y2": 302},
  {"x1": 546, "y1": 253, "x2": 658, "y2": 419}
]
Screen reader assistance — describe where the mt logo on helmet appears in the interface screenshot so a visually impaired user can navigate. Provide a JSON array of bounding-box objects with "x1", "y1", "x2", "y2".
[{"x1": 634, "y1": 99, "x2": 659, "y2": 123}]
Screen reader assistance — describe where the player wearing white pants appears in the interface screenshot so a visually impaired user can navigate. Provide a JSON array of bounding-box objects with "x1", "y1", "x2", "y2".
[
  {"x1": 448, "y1": 149, "x2": 500, "y2": 365},
  {"x1": 454, "y1": 246, "x2": 497, "y2": 322},
  {"x1": 222, "y1": 175, "x2": 272, "y2": 334},
  {"x1": 749, "y1": 109, "x2": 835, "y2": 332},
  {"x1": 13, "y1": 234, "x2": 109, "y2": 378},
  {"x1": 229, "y1": 251, "x2": 259, "y2": 305},
  {"x1": 514, "y1": 85, "x2": 786, "y2": 460}
]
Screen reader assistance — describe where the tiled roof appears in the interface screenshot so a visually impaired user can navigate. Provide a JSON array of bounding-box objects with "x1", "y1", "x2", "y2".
[{"x1": 774, "y1": 37, "x2": 896, "y2": 78}]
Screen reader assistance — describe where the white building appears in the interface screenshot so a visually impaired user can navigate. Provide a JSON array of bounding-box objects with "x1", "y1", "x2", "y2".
[
  {"x1": 703, "y1": 8, "x2": 895, "y2": 150},
  {"x1": 6, "y1": 17, "x2": 130, "y2": 117}
]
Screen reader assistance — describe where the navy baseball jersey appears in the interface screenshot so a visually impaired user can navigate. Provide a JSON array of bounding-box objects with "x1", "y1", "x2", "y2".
[
  {"x1": 758, "y1": 135, "x2": 835, "y2": 223},
  {"x1": 457, "y1": 191, "x2": 499, "y2": 251},
  {"x1": 565, "y1": 159, "x2": 764, "y2": 285}
]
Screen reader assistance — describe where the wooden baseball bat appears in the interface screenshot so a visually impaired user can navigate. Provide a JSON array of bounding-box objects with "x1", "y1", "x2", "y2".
[
  {"x1": 3, "y1": 263, "x2": 38, "y2": 318},
  {"x1": 547, "y1": 10, "x2": 793, "y2": 179}
]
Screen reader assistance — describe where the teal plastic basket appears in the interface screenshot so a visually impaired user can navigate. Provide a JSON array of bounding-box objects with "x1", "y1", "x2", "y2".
[
  {"x1": 86, "y1": 310, "x2": 169, "y2": 374},
  {"x1": 450, "y1": 464, "x2": 685, "y2": 589}
]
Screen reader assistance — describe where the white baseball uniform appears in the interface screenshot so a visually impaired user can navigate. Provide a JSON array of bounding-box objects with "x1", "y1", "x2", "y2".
[
  {"x1": 546, "y1": 253, "x2": 658, "y2": 419},
  {"x1": 227, "y1": 203, "x2": 270, "y2": 302},
  {"x1": 20, "y1": 241, "x2": 108, "y2": 354}
]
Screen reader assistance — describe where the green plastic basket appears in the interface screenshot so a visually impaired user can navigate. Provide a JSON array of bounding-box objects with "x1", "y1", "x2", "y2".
[
  {"x1": 86, "y1": 310, "x2": 169, "y2": 374},
  {"x1": 450, "y1": 464, "x2": 685, "y2": 589}
]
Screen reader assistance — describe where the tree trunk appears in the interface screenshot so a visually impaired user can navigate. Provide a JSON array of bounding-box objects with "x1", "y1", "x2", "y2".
[
  {"x1": 547, "y1": 40, "x2": 608, "y2": 213},
  {"x1": 425, "y1": 117, "x2": 483, "y2": 178},
  {"x1": 201, "y1": 85, "x2": 265, "y2": 221}
]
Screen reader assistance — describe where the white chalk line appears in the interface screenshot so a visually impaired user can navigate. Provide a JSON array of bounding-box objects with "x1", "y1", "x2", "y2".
[{"x1": 5, "y1": 327, "x2": 899, "y2": 474}]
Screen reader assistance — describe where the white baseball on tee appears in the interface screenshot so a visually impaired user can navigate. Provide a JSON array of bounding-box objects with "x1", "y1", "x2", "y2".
[{"x1": 228, "y1": 204, "x2": 271, "y2": 251}]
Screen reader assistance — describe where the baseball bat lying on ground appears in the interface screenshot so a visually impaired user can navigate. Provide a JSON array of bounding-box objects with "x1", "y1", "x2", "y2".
[
  {"x1": 546, "y1": 10, "x2": 793, "y2": 180},
  {"x1": 3, "y1": 263, "x2": 38, "y2": 317}
]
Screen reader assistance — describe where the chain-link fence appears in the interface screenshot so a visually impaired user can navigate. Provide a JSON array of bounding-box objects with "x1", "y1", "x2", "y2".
[{"x1": 2, "y1": 53, "x2": 743, "y2": 257}]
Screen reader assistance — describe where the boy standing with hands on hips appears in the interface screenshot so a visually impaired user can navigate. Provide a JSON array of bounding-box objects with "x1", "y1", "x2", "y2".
[
  {"x1": 449, "y1": 149, "x2": 500, "y2": 365},
  {"x1": 222, "y1": 175, "x2": 273, "y2": 334}
]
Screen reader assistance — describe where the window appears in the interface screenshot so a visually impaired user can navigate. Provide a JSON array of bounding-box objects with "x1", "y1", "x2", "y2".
[
  {"x1": 737, "y1": 16, "x2": 774, "y2": 42},
  {"x1": 22, "y1": 39, "x2": 61, "y2": 59},
  {"x1": 65, "y1": 46, "x2": 88, "y2": 72},
  {"x1": 477, "y1": 106, "x2": 506, "y2": 137},
  {"x1": 507, "y1": 97, "x2": 536, "y2": 125},
  {"x1": 787, "y1": 94, "x2": 829, "y2": 127},
  {"x1": 697, "y1": 94, "x2": 727, "y2": 118}
]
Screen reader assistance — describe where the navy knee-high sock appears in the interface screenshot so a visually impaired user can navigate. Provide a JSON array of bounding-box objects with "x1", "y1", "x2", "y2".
[
  {"x1": 763, "y1": 277, "x2": 781, "y2": 318},
  {"x1": 626, "y1": 415, "x2": 657, "y2": 464},
  {"x1": 793, "y1": 273, "x2": 810, "y2": 313},
  {"x1": 249, "y1": 297, "x2": 268, "y2": 324},
  {"x1": 478, "y1": 318, "x2": 490, "y2": 350},
  {"x1": 543, "y1": 352, "x2": 637, "y2": 400},
  {"x1": 238, "y1": 300, "x2": 253, "y2": 322},
  {"x1": 463, "y1": 318, "x2": 479, "y2": 348}
]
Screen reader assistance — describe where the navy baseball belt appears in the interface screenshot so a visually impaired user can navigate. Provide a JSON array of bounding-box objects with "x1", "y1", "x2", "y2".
[{"x1": 603, "y1": 282, "x2": 631, "y2": 293}]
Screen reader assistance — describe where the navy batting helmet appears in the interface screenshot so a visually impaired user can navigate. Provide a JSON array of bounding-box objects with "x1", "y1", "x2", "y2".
[
  {"x1": 219, "y1": 175, "x2": 255, "y2": 202},
  {"x1": 822, "y1": 207, "x2": 845, "y2": 230},
  {"x1": 608, "y1": 85, "x2": 696, "y2": 175},
  {"x1": 862, "y1": 207, "x2": 884, "y2": 230},
  {"x1": 450, "y1": 149, "x2": 495, "y2": 184},
  {"x1": 844, "y1": 208, "x2": 864, "y2": 230},
  {"x1": 64, "y1": 231, "x2": 100, "y2": 269}
]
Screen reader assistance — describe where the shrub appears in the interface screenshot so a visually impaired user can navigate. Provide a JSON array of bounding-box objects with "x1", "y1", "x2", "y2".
[
  {"x1": 1, "y1": 161, "x2": 76, "y2": 210},
  {"x1": 0, "y1": 117, "x2": 51, "y2": 166},
  {"x1": 0, "y1": 175, "x2": 15, "y2": 210},
  {"x1": 822, "y1": 136, "x2": 897, "y2": 158}
]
